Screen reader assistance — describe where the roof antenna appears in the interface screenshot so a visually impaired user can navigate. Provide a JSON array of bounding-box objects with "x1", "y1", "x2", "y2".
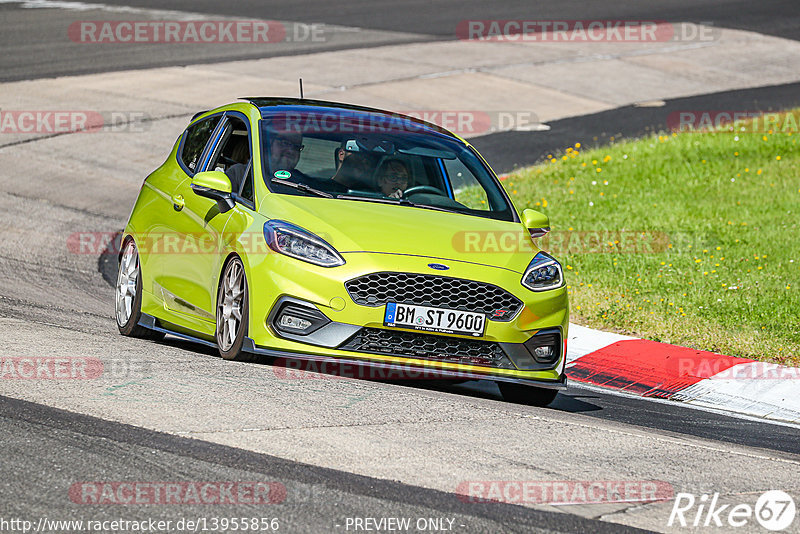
[{"x1": 299, "y1": 78, "x2": 304, "y2": 99}]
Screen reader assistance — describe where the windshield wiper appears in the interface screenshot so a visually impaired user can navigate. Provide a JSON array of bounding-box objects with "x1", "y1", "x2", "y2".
[
  {"x1": 337, "y1": 194, "x2": 461, "y2": 214},
  {"x1": 336, "y1": 195, "x2": 408, "y2": 205},
  {"x1": 404, "y1": 201, "x2": 462, "y2": 215},
  {"x1": 270, "y1": 177, "x2": 334, "y2": 198}
]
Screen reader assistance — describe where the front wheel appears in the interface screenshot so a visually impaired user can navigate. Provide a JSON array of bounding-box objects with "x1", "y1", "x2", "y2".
[
  {"x1": 116, "y1": 238, "x2": 164, "y2": 340},
  {"x1": 498, "y1": 382, "x2": 559, "y2": 407},
  {"x1": 216, "y1": 256, "x2": 251, "y2": 361}
]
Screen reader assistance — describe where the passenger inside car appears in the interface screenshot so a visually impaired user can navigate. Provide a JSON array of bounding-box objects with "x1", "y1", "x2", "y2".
[{"x1": 374, "y1": 158, "x2": 412, "y2": 198}]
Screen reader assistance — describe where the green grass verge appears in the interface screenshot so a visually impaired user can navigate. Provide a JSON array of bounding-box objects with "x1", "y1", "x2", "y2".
[{"x1": 504, "y1": 110, "x2": 800, "y2": 365}]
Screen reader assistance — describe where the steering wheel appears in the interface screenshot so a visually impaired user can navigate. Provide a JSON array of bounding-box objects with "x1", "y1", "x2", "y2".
[{"x1": 403, "y1": 185, "x2": 446, "y2": 196}]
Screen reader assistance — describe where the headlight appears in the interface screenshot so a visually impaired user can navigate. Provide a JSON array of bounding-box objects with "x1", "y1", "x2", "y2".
[
  {"x1": 521, "y1": 252, "x2": 564, "y2": 291},
  {"x1": 264, "y1": 220, "x2": 345, "y2": 267}
]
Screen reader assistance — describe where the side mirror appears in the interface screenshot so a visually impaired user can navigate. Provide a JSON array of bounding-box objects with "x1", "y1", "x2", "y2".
[
  {"x1": 522, "y1": 209, "x2": 550, "y2": 238},
  {"x1": 191, "y1": 171, "x2": 234, "y2": 212}
]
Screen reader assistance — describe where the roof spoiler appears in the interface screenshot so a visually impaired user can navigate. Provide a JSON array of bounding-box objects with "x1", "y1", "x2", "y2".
[{"x1": 190, "y1": 109, "x2": 210, "y2": 122}]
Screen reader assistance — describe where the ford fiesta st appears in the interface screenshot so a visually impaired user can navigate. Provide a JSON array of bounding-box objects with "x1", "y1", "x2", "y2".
[{"x1": 116, "y1": 98, "x2": 569, "y2": 406}]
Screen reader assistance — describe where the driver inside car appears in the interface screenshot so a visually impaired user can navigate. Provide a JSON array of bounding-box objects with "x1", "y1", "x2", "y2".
[
  {"x1": 269, "y1": 131, "x2": 305, "y2": 175},
  {"x1": 375, "y1": 158, "x2": 411, "y2": 198}
]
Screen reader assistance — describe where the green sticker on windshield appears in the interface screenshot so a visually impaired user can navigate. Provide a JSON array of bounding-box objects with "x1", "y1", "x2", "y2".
[{"x1": 273, "y1": 170, "x2": 291, "y2": 179}]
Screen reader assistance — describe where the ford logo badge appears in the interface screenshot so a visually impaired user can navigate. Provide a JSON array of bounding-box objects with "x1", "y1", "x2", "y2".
[{"x1": 428, "y1": 263, "x2": 449, "y2": 271}]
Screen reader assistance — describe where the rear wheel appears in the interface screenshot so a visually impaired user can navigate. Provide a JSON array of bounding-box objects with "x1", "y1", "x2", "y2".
[
  {"x1": 116, "y1": 238, "x2": 164, "y2": 340},
  {"x1": 216, "y1": 256, "x2": 251, "y2": 361},
  {"x1": 498, "y1": 382, "x2": 559, "y2": 407}
]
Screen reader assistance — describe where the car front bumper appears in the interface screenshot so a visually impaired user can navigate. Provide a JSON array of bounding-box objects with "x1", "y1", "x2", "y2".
[{"x1": 242, "y1": 250, "x2": 569, "y2": 384}]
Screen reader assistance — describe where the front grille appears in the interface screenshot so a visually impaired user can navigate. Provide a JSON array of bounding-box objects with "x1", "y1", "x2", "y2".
[
  {"x1": 344, "y1": 272, "x2": 523, "y2": 321},
  {"x1": 340, "y1": 327, "x2": 515, "y2": 369}
]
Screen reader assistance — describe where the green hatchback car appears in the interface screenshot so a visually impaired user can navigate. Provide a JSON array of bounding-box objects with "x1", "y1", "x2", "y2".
[{"x1": 116, "y1": 98, "x2": 568, "y2": 405}]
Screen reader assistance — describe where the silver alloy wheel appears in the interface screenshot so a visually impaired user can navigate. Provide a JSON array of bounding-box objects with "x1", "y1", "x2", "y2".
[
  {"x1": 116, "y1": 240, "x2": 139, "y2": 327},
  {"x1": 217, "y1": 259, "x2": 245, "y2": 351}
]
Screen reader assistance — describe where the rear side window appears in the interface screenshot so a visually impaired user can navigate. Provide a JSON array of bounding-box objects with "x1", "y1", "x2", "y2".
[{"x1": 180, "y1": 116, "x2": 220, "y2": 172}]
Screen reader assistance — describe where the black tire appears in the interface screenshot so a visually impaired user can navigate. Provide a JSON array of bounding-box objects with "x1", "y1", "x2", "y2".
[
  {"x1": 116, "y1": 238, "x2": 165, "y2": 340},
  {"x1": 216, "y1": 256, "x2": 252, "y2": 361},
  {"x1": 498, "y1": 382, "x2": 559, "y2": 407}
]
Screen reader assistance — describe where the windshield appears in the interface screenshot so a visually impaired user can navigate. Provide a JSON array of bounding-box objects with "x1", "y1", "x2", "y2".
[{"x1": 259, "y1": 110, "x2": 517, "y2": 222}]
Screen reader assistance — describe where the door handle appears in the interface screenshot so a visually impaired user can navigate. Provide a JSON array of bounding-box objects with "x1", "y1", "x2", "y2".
[{"x1": 172, "y1": 194, "x2": 185, "y2": 211}]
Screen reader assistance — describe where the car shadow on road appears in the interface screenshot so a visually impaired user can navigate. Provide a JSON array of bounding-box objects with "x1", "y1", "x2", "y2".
[
  {"x1": 148, "y1": 333, "x2": 604, "y2": 413},
  {"x1": 423, "y1": 379, "x2": 603, "y2": 414}
]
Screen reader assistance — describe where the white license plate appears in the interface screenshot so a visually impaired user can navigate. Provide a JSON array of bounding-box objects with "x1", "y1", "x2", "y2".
[{"x1": 384, "y1": 302, "x2": 485, "y2": 337}]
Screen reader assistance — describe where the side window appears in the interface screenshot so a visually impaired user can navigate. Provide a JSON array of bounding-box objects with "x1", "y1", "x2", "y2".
[
  {"x1": 180, "y1": 116, "x2": 220, "y2": 172},
  {"x1": 208, "y1": 117, "x2": 253, "y2": 202},
  {"x1": 443, "y1": 157, "x2": 489, "y2": 210}
]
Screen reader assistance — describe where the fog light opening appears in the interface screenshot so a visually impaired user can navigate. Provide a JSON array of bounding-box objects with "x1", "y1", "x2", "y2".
[
  {"x1": 533, "y1": 345, "x2": 554, "y2": 360},
  {"x1": 278, "y1": 314, "x2": 312, "y2": 331},
  {"x1": 523, "y1": 330, "x2": 562, "y2": 365},
  {"x1": 270, "y1": 301, "x2": 331, "y2": 336}
]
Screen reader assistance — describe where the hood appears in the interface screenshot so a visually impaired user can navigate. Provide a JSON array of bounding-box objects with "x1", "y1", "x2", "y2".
[{"x1": 260, "y1": 195, "x2": 539, "y2": 273}]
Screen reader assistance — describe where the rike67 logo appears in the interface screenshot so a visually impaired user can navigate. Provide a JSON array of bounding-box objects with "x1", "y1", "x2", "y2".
[{"x1": 669, "y1": 490, "x2": 796, "y2": 531}]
